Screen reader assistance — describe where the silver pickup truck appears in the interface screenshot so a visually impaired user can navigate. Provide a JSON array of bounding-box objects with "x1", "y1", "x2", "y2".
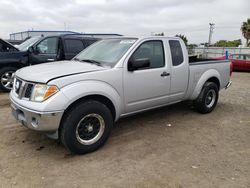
[{"x1": 10, "y1": 36, "x2": 232, "y2": 154}]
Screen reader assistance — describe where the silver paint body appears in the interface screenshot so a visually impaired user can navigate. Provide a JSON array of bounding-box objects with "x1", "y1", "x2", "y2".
[{"x1": 10, "y1": 36, "x2": 231, "y2": 134}]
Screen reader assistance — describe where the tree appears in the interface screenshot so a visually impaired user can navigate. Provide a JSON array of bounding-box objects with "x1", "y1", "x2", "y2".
[
  {"x1": 175, "y1": 34, "x2": 188, "y2": 46},
  {"x1": 241, "y1": 18, "x2": 250, "y2": 46},
  {"x1": 154, "y1": 32, "x2": 164, "y2": 36},
  {"x1": 213, "y1": 39, "x2": 242, "y2": 47},
  {"x1": 187, "y1": 44, "x2": 198, "y2": 48}
]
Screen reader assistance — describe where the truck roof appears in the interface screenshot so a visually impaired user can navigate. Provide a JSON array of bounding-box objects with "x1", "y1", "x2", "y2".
[
  {"x1": 99, "y1": 36, "x2": 181, "y2": 40},
  {"x1": 39, "y1": 34, "x2": 99, "y2": 39}
]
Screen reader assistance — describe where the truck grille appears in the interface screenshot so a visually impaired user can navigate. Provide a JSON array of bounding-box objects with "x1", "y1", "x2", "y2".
[
  {"x1": 14, "y1": 78, "x2": 34, "y2": 99},
  {"x1": 24, "y1": 84, "x2": 34, "y2": 98}
]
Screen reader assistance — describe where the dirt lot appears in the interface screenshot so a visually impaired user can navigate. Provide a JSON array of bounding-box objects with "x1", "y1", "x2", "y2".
[{"x1": 0, "y1": 72, "x2": 250, "y2": 188}]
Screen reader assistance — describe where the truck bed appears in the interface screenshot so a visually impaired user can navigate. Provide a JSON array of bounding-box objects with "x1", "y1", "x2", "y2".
[
  {"x1": 185, "y1": 57, "x2": 231, "y2": 100},
  {"x1": 189, "y1": 55, "x2": 225, "y2": 64}
]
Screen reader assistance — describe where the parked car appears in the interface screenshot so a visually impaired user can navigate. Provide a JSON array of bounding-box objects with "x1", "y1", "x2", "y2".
[
  {"x1": 0, "y1": 34, "x2": 100, "y2": 91},
  {"x1": 10, "y1": 36, "x2": 232, "y2": 154},
  {"x1": 230, "y1": 54, "x2": 250, "y2": 71},
  {"x1": 213, "y1": 54, "x2": 250, "y2": 71}
]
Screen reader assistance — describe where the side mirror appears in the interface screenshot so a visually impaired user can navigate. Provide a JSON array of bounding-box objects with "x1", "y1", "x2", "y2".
[
  {"x1": 28, "y1": 46, "x2": 34, "y2": 53},
  {"x1": 128, "y1": 58, "x2": 150, "y2": 71}
]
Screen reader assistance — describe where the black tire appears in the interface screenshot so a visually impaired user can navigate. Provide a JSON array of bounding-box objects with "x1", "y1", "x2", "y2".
[
  {"x1": 0, "y1": 67, "x2": 17, "y2": 92},
  {"x1": 194, "y1": 82, "x2": 219, "y2": 114},
  {"x1": 60, "y1": 100, "x2": 113, "y2": 154}
]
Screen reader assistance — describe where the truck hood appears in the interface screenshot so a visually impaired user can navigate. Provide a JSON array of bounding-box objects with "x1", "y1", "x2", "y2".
[
  {"x1": 15, "y1": 60, "x2": 107, "y2": 83},
  {"x1": 0, "y1": 38, "x2": 19, "y2": 52}
]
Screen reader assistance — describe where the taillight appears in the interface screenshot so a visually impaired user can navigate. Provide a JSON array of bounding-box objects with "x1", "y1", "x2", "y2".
[{"x1": 230, "y1": 62, "x2": 233, "y2": 77}]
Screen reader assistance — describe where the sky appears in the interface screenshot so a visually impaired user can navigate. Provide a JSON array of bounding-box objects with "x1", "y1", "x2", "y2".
[{"x1": 0, "y1": 0, "x2": 249, "y2": 44}]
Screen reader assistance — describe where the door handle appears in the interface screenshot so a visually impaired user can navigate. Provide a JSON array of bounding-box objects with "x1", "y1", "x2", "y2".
[
  {"x1": 47, "y1": 59, "x2": 55, "y2": 61},
  {"x1": 161, "y1": 71, "x2": 170, "y2": 77}
]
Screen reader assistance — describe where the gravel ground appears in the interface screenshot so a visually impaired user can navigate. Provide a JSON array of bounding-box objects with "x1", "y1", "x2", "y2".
[{"x1": 0, "y1": 72, "x2": 250, "y2": 188}]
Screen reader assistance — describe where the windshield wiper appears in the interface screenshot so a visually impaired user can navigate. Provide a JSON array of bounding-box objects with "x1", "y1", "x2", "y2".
[
  {"x1": 80, "y1": 59, "x2": 103, "y2": 67},
  {"x1": 73, "y1": 58, "x2": 81, "y2": 61}
]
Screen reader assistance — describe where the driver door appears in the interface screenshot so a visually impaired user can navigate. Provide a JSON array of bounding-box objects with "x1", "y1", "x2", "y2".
[
  {"x1": 123, "y1": 40, "x2": 171, "y2": 113},
  {"x1": 29, "y1": 37, "x2": 59, "y2": 65}
]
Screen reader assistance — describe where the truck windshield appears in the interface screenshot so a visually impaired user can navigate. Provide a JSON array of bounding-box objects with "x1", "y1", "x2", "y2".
[
  {"x1": 18, "y1": 37, "x2": 40, "y2": 51},
  {"x1": 73, "y1": 38, "x2": 137, "y2": 67}
]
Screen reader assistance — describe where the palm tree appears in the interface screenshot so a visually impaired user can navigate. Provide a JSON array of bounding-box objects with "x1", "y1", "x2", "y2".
[
  {"x1": 241, "y1": 18, "x2": 250, "y2": 46},
  {"x1": 175, "y1": 34, "x2": 188, "y2": 46}
]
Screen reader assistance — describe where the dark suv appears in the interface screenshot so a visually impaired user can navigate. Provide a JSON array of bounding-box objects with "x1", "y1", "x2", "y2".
[{"x1": 0, "y1": 34, "x2": 99, "y2": 91}]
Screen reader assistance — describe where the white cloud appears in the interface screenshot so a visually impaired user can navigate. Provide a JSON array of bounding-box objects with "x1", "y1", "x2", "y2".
[{"x1": 0, "y1": 0, "x2": 249, "y2": 44}]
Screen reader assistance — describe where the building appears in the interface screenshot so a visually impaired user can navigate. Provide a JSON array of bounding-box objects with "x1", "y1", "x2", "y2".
[
  {"x1": 79, "y1": 33, "x2": 122, "y2": 38},
  {"x1": 8, "y1": 30, "x2": 122, "y2": 45},
  {"x1": 9, "y1": 30, "x2": 80, "y2": 41}
]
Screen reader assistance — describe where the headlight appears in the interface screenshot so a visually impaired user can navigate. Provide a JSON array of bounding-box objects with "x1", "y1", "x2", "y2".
[{"x1": 30, "y1": 84, "x2": 59, "y2": 102}]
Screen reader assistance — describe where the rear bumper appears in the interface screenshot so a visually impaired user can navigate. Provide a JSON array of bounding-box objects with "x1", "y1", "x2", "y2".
[
  {"x1": 10, "y1": 98, "x2": 64, "y2": 132},
  {"x1": 225, "y1": 81, "x2": 232, "y2": 89}
]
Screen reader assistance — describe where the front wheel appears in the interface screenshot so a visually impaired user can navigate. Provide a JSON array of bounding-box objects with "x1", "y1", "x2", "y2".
[
  {"x1": 0, "y1": 67, "x2": 17, "y2": 92},
  {"x1": 194, "y1": 82, "x2": 219, "y2": 114},
  {"x1": 60, "y1": 100, "x2": 113, "y2": 154}
]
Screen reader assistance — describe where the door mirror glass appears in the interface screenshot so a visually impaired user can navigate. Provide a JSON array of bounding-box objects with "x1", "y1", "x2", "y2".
[{"x1": 128, "y1": 58, "x2": 150, "y2": 71}]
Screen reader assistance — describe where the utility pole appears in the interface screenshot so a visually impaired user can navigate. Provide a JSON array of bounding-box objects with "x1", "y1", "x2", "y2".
[
  {"x1": 64, "y1": 22, "x2": 66, "y2": 31},
  {"x1": 208, "y1": 23, "x2": 215, "y2": 46}
]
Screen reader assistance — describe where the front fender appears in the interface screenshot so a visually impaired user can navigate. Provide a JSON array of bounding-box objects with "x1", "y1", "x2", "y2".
[
  {"x1": 191, "y1": 69, "x2": 221, "y2": 100},
  {"x1": 60, "y1": 80, "x2": 122, "y2": 120},
  {"x1": 0, "y1": 52, "x2": 28, "y2": 69}
]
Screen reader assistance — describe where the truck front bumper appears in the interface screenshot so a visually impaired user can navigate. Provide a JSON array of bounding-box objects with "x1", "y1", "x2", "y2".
[{"x1": 10, "y1": 98, "x2": 64, "y2": 132}]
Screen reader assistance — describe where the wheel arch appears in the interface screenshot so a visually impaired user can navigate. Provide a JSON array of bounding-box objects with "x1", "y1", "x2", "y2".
[
  {"x1": 191, "y1": 69, "x2": 221, "y2": 100},
  {"x1": 206, "y1": 77, "x2": 220, "y2": 89},
  {"x1": 58, "y1": 94, "x2": 117, "y2": 138},
  {"x1": 62, "y1": 94, "x2": 116, "y2": 121}
]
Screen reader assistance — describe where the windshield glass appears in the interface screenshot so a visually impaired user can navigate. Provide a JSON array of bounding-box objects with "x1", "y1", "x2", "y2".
[
  {"x1": 18, "y1": 37, "x2": 41, "y2": 51},
  {"x1": 74, "y1": 38, "x2": 137, "y2": 67}
]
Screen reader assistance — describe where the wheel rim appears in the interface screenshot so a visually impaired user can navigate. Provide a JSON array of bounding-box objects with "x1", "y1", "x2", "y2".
[
  {"x1": 205, "y1": 89, "x2": 216, "y2": 108},
  {"x1": 76, "y1": 113, "x2": 105, "y2": 145},
  {"x1": 1, "y1": 71, "x2": 15, "y2": 90}
]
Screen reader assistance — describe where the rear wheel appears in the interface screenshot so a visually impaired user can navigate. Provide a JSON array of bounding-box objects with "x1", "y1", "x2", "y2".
[
  {"x1": 0, "y1": 67, "x2": 17, "y2": 92},
  {"x1": 60, "y1": 100, "x2": 113, "y2": 154},
  {"x1": 194, "y1": 82, "x2": 219, "y2": 114}
]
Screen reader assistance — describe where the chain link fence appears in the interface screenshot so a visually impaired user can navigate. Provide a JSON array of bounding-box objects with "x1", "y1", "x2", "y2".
[{"x1": 188, "y1": 47, "x2": 250, "y2": 58}]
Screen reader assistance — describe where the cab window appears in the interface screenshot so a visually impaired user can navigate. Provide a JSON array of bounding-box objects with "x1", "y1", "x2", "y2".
[
  {"x1": 129, "y1": 40, "x2": 165, "y2": 69},
  {"x1": 36, "y1": 37, "x2": 58, "y2": 54},
  {"x1": 169, "y1": 40, "x2": 184, "y2": 66},
  {"x1": 65, "y1": 39, "x2": 84, "y2": 54}
]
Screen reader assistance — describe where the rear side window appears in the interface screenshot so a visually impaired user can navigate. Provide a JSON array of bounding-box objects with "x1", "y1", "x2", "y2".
[
  {"x1": 169, "y1": 40, "x2": 184, "y2": 66},
  {"x1": 84, "y1": 39, "x2": 98, "y2": 47},
  {"x1": 65, "y1": 39, "x2": 84, "y2": 54},
  {"x1": 131, "y1": 40, "x2": 165, "y2": 69}
]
